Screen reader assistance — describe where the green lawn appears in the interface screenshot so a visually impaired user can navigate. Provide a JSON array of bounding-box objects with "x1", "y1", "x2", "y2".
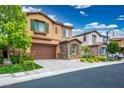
[{"x1": 0, "y1": 61, "x2": 42, "y2": 74}]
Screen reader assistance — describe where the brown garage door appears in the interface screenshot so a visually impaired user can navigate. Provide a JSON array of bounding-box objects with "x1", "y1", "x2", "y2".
[{"x1": 31, "y1": 43, "x2": 56, "y2": 59}]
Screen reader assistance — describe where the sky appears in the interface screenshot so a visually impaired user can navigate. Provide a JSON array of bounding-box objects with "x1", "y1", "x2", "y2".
[{"x1": 22, "y1": 5, "x2": 124, "y2": 37}]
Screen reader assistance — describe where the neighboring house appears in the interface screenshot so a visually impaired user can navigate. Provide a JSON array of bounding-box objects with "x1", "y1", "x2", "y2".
[
  {"x1": 25, "y1": 12, "x2": 81, "y2": 59},
  {"x1": 109, "y1": 37, "x2": 124, "y2": 51},
  {"x1": 74, "y1": 30, "x2": 107, "y2": 56}
]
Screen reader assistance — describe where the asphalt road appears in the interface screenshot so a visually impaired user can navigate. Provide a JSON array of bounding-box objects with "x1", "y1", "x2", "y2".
[{"x1": 2, "y1": 63, "x2": 124, "y2": 88}]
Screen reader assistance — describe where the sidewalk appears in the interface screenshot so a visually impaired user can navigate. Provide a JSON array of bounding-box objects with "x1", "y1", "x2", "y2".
[{"x1": 0, "y1": 59, "x2": 124, "y2": 87}]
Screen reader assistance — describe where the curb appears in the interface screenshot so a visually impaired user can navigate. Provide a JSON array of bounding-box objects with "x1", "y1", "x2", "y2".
[{"x1": 0, "y1": 61, "x2": 124, "y2": 87}]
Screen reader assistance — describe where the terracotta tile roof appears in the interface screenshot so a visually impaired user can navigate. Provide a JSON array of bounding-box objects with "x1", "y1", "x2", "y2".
[
  {"x1": 60, "y1": 38, "x2": 82, "y2": 44},
  {"x1": 26, "y1": 12, "x2": 73, "y2": 29}
]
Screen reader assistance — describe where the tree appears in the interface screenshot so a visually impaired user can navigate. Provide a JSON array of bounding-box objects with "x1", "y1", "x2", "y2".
[
  {"x1": 108, "y1": 42, "x2": 120, "y2": 57},
  {"x1": 0, "y1": 5, "x2": 31, "y2": 60},
  {"x1": 81, "y1": 46, "x2": 90, "y2": 57}
]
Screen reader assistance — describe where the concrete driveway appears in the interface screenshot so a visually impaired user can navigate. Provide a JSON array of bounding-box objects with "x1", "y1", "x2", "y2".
[{"x1": 35, "y1": 59, "x2": 123, "y2": 71}]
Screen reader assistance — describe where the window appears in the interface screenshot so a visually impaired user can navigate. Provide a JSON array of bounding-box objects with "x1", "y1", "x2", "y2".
[
  {"x1": 55, "y1": 27, "x2": 58, "y2": 34},
  {"x1": 63, "y1": 28, "x2": 69, "y2": 38},
  {"x1": 100, "y1": 47, "x2": 106, "y2": 56},
  {"x1": 83, "y1": 35, "x2": 86, "y2": 42},
  {"x1": 103, "y1": 37, "x2": 106, "y2": 43},
  {"x1": 92, "y1": 35, "x2": 97, "y2": 43},
  {"x1": 71, "y1": 44, "x2": 78, "y2": 55},
  {"x1": 30, "y1": 19, "x2": 49, "y2": 33}
]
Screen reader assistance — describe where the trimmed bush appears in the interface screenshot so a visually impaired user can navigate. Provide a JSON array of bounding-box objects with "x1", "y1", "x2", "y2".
[
  {"x1": 80, "y1": 56, "x2": 108, "y2": 63},
  {"x1": 108, "y1": 58, "x2": 116, "y2": 61},
  {"x1": 10, "y1": 55, "x2": 20, "y2": 64},
  {"x1": 10, "y1": 54, "x2": 34, "y2": 64},
  {"x1": 21, "y1": 54, "x2": 34, "y2": 61},
  {"x1": 100, "y1": 56, "x2": 107, "y2": 62},
  {"x1": 0, "y1": 56, "x2": 3, "y2": 64},
  {"x1": 80, "y1": 58, "x2": 86, "y2": 62},
  {"x1": 86, "y1": 58, "x2": 94, "y2": 63}
]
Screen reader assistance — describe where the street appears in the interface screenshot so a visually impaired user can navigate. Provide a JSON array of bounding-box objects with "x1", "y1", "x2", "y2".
[{"x1": 2, "y1": 62, "x2": 124, "y2": 88}]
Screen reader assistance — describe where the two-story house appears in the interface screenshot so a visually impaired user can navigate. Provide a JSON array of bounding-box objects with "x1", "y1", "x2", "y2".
[
  {"x1": 25, "y1": 12, "x2": 81, "y2": 59},
  {"x1": 74, "y1": 30, "x2": 107, "y2": 56}
]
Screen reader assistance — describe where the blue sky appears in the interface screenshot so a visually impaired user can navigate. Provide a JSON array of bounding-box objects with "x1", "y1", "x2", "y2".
[{"x1": 23, "y1": 5, "x2": 124, "y2": 37}]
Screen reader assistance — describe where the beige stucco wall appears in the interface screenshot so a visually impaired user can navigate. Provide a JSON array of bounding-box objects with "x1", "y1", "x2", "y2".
[
  {"x1": 109, "y1": 39, "x2": 124, "y2": 48},
  {"x1": 26, "y1": 13, "x2": 72, "y2": 58},
  {"x1": 77, "y1": 32, "x2": 104, "y2": 46}
]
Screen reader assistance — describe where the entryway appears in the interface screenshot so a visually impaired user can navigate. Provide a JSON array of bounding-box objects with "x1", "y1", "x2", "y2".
[{"x1": 3, "y1": 50, "x2": 8, "y2": 58}]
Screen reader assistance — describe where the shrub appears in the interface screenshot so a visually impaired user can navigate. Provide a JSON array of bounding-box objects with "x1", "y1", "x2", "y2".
[
  {"x1": 94, "y1": 56, "x2": 101, "y2": 61},
  {"x1": 80, "y1": 58, "x2": 86, "y2": 62},
  {"x1": 22, "y1": 54, "x2": 34, "y2": 61},
  {"x1": 100, "y1": 56, "x2": 107, "y2": 62},
  {"x1": 0, "y1": 56, "x2": 3, "y2": 64},
  {"x1": 108, "y1": 58, "x2": 116, "y2": 61},
  {"x1": 10, "y1": 54, "x2": 34, "y2": 64},
  {"x1": 10, "y1": 54, "x2": 20, "y2": 64},
  {"x1": 93, "y1": 57, "x2": 100, "y2": 62},
  {"x1": 86, "y1": 58, "x2": 94, "y2": 63},
  {"x1": 0, "y1": 61, "x2": 42, "y2": 74},
  {"x1": 23, "y1": 61, "x2": 41, "y2": 71}
]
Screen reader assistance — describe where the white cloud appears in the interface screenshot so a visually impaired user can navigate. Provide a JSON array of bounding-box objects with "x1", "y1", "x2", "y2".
[
  {"x1": 115, "y1": 15, "x2": 124, "y2": 21},
  {"x1": 72, "y1": 28, "x2": 82, "y2": 32},
  {"x1": 85, "y1": 22, "x2": 99, "y2": 27},
  {"x1": 115, "y1": 28, "x2": 124, "y2": 37},
  {"x1": 64, "y1": 22, "x2": 73, "y2": 26},
  {"x1": 72, "y1": 28, "x2": 83, "y2": 36},
  {"x1": 119, "y1": 15, "x2": 124, "y2": 17},
  {"x1": 74, "y1": 5, "x2": 92, "y2": 9},
  {"x1": 84, "y1": 22, "x2": 118, "y2": 29},
  {"x1": 115, "y1": 18, "x2": 124, "y2": 21},
  {"x1": 48, "y1": 15, "x2": 57, "y2": 21},
  {"x1": 22, "y1": 6, "x2": 42, "y2": 12},
  {"x1": 107, "y1": 24, "x2": 118, "y2": 29},
  {"x1": 80, "y1": 11, "x2": 88, "y2": 16}
]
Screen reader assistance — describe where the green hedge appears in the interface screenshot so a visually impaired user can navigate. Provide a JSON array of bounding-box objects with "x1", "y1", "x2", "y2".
[
  {"x1": 0, "y1": 56, "x2": 3, "y2": 64},
  {"x1": 10, "y1": 54, "x2": 34, "y2": 64},
  {"x1": 0, "y1": 61, "x2": 42, "y2": 74},
  {"x1": 80, "y1": 56, "x2": 107, "y2": 63}
]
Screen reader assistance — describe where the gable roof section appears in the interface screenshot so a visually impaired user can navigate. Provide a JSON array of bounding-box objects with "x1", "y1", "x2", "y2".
[
  {"x1": 73, "y1": 30, "x2": 107, "y2": 38},
  {"x1": 60, "y1": 38, "x2": 82, "y2": 44},
  {"x1": 26, "y1": 12, "x2": 73, "y2": 29}
]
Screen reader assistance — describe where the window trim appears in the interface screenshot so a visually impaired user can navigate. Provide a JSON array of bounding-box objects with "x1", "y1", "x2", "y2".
[
  {"x1": 83, "y1": 35, "x2": 86, "y2": 42},
  {"x1": 71, "y1": 44, "x2": 78, "y2": 55},
  {"x1": 63, "y1": 28, "x2": 69, "y2": 38},
  {"x1": 100, "y1": 47, "x2": 106, "y2": 56},
  {"x1": 30, "y1": 19, "x2": 49, "y2": 34},
  {"x1": 92, "y1": 35, "x2": 97, "y2": 43}
]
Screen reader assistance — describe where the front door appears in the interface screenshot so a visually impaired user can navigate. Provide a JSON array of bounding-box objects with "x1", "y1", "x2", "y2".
[{"x1": 3, "y1": 50, "x2": 8, "y2": 58}]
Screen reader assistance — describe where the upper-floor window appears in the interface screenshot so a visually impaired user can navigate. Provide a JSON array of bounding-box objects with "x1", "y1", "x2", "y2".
[
  {"x1": 92, "y1": 35, "x2": 97, "y2": 43},
  {"x1": 55, "y1": 27, "x2": 58, "y2": 34},
  {"x1": 30, "y1": 19, "x2": 49, "y2": 33},
  {"x1": 63, "y1": 28, "x2": 69, "y2": 38},
  {"x1": 103, "y1": 37, "x2": 106, "y2": 43},
  {"x1": 83, "y1": 35, "x2": 87, "y2": 42}
]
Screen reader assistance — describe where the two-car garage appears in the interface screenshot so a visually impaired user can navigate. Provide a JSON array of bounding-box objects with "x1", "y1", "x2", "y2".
[{"x1": 31, "y1": 43, "x2": 56, "y2": 59}]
